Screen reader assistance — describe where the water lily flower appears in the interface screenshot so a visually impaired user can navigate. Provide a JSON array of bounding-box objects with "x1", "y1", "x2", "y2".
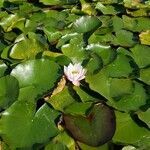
[{"x1": 64, "y1": 63, "x2": 86, "y2": 86}]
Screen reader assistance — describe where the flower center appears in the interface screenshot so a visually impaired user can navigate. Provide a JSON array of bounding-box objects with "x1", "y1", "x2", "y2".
[{"x1": 71, "y1": 70, "x2": 79, "y2": 74}]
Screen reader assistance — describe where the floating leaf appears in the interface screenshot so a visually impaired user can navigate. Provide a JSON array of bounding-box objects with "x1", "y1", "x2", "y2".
[
  {"x1": 0, "y1": 75, "x2": 19, "y2": 110},
  {"x1": 0, "y1": 61, "x2": 7, "y2": 78},
  {"x1": 139, "y1": 30, "x2": 150, "y2": 46},
  {"x1": 74, "y1": 16, "x2": 102, "y2": 33},
  {"x1": 139, "y1": 68, "x2": 150, "y2": 85},
  {"x1": 138, "y1": 108, "x2": 150, "y2": 128},
  {"x1": 113, "y1": 111, "x2": 150, "y2": 148},
  {"x1": 39, "y1": 0, "x2": 78, "y2": 5},
  {"x1": 73, "y1": 86, "x2": 98, "y2": 103},
  {"x1": 11, "y1": 59, "x2": 61, "y2": 97},
  {"x1": 130, "y1": 44, "x2": 150, "y2": 68},
  {"x1": 112, "y1": 30, "x2": 136, "y2": 47},
  {"x1": 64, "y1": 103, "x2": 116, "y2": 146},
  {"x1": 112, "y1": 82, "x2": 147, "y2": 112},
  {"x1": 48, "y1": 87, "x2": 75, "y2": 112},
  {"x1": 96, "y1": 3, "x2": 125, "y2": 15},
  {"x1": 110, "y1": 78, "x2": 134, "y2": 98},
  {"x1": 0, "y1": 102, "x2": 60, "y2": 148},
  {"x1": 106, "y1": 53, "x2": 133, "y2": 78},
  {"x1": 9, "y1": 33, "x2": 47, "y2": 60},
  {"x1": 86, "y1": 44, "x2": 116, "y2": 65}
]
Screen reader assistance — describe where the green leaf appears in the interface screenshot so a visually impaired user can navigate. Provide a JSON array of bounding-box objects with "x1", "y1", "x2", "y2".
[
  {"x1": 112, "y1": 30, "x2": 136, "y2": 47},
  {"x1": 73, "y1": 86, "x2": 98, "y2": 103},
  {"x1": 138, "y1": 108, "x2": 150, "y2": 128},
  {"x1": 106, "y1": 53, "x2": 133, "y2": 78},
  {"x1": 78, "y1": 142, "x2": 109, "y2": 150},
  {"x1": 39, "y1": 0, "x2": 78, "y2": 5},
  {"x1": 74, "y1": 16, "x2": 102, "y2": 33},
  {"x1": 86, "y1": 54, "x2": 103, "y2": 74},
  {"x1": 0, "y1": 61, "x2": 7, "y2": 78},
  {"x1": 112, "y1": 16, "x2": 123, "y2": 32},
  {"x1": 139, "y1": 68, "x2": 150, "y2": 85},
  {"x1": 64, "y1": 102, "x2": 92, "y2": 116},
  {"x1": 48, "y1": 87, "x2": 75, "y2": 112},
  {"x1": 0, "y1": 14, "x2": 25, "y2": 32},
  {"x1": 9, "y1": 33, "x2": 48, "y2": 60},
  {"x1": 110, "y1": 78, "x2": 134, "y2": 98},
  {"x1": 86, "y1": 44, "x2": 116, "y2": 65},
  {"x1": 112, "y1": 82, "x2": 147, "y2": 112},
  {"x1": 11, "y1": 59, "x2": 61, "y2": 98},
  {"x1": 63, "y1": 103, "x2": 116, "y2": 146},
  {"x1": 0, "y1": 101, "x2": 60, "y2": 148},
  {"x1": 122, "y1": 15, "x2": 150, "y2": 32},
  {"x1": 139, "y1": 31, "x2": 150, "y2": 46},
  {"x1": 52, "y1": 131, "x2": 76, "y2": 150},
  {"x1": 96, "y1": 3, "x2": 125, "y2": 15},
  {"x1": 61, "y1": 35, "x2": 88, "y2": 62},
  {"x1": 45, "y1": 142, "x2": 68, "y2": 150},
  {"x1": 113, "y1": 111, "x2": 150, "y2": 148},
  {"x1": 86, "y1": 68, "x2": 111, "y2": 100},
  {"x1": 0, "y1": 75, "x2": 19, "y2": 110},
  {"x1": 130, "y1": 44, "x2": 150, "y2": 68}
]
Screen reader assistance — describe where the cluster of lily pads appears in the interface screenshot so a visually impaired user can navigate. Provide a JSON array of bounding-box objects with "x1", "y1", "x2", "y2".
[{"x1": 0, "y1": 0, "x2": 150, "y2": 149}]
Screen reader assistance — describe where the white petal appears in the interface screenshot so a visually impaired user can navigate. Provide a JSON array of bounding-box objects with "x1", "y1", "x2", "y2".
[{"x1": 72, "y1": 80, "x2": 80, "y2": 86}]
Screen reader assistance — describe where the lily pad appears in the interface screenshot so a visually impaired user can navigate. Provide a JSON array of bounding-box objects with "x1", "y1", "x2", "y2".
[
  {"x1": 113, "y1": 111, "x2": 150, "y2": 148},
  {"x1": 63, "y1": 103, "x2": 116, "y2": 146},
  {"x1": 139, "y1": 30, "x2": 150, "y2": 46},
  {"x1": 11, "y1": 59, "x2": 61, "y2": 97},
  {"x1": 138, "y1": 108, "x2": 150, "y2": 128},
  {"x1": 139, "y1": 68, "x2": 150, "y2": 85},
  {"x1": 74, "y1": 16, "x2": 102, "y2": 33},
  {"x1": 130, "y1": 44, "x2": 150, "y2": 68},
  {"x1": 0, "y1": 75, "x2": 19, "y2": 110},
  {"x1": 0, "y1": 102, "x2": 60, "y2": 148},
  {"x1": 0, "y1": 61, "x2": 7, "y2": 78}
]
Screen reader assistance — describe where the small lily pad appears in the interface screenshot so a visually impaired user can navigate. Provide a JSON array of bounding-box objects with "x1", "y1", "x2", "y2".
[{"x1": 74, "y1": 16, "x2": 102, "y2": 33}]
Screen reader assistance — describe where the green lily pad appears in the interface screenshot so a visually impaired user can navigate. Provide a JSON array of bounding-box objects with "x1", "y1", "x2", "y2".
[
  {"x1": 73, "y1": 86, "x2": 98, "y2": 103},
  {"x1": 0, "y1": 14, "x2": 25, "y2": 32},
  {"x1": 51, "y1": 131, "x2": 76, "y2": 150},
  {"x1": 86, "y1": 68, "x2": 111, "y2": 100},
  {"x1": 0, "y1": 75, "x2": 19, "y2": 110},
  {"x1": 112, "y1": 82, "x2": 147, "y2": 112},
  {"x1": 45, "y1": 142, "x2": 68, "y2": 150},
  {"x1": 63, "y1": 103, "x2": 116, "y2": 146},
  {"x1": 130, "y1": 44, "x2": 150, "y2": 68},
  {"x1": 61, "y1": 35, "x2": 88, "y2": 62},
  {"x1": 139, "y1": 68, "x2": 150, "y2": 85},
  {"x1": 86, "y1": 53, "x2": 103, "y2": 74},
  {"x1": 106, "y1": 53, "x2": 133, "y2": 78},
  {"x1": 112, "y1": 30, "x2": 136, "y2": 47},
  {"x1": 86, "y1": 44, "x2": 116, "y2": 65},
  {"x1": 9, "y1": 33, "x2": 47, "y2": 60},
  {"x1": 74, "y1": 16, "x2": 102, "y2": 33},
  {"x1": 138, "y1": 108, "x2": 150, "y2": 128},
  {"x1": 39, "y1": 0, "x2": 78, "y2": 5},
  {"x1": 48, "y1": 87, "x2": 75, "y2": 112},
  {"x1": 0, "y1": 61, "x2": 7, "y2": 78},
  {"x1": 0, "y1": 102, "x2": 60, "y2": 148},
  {"x1": 139, "y1": 31, "x2": 150, "y2": 46},
  {"x1": 113, "y1": 111, "x2": 150, "y2": 148},
  {"x1": 64, "y1": 102, "x2": 92, "y2": 116},
  {"x1": 110, "y1": 78, "x2": 134, "y2": 98},
  {"x1": 11, "y1": 59, "x2": 61, "y2": 97},
  {"x1": 122, "y1": 15, "x2": 150, "y2": 32},
  {"x1": 96, "y1": 3, "x2": 125, "y2": 15}
]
